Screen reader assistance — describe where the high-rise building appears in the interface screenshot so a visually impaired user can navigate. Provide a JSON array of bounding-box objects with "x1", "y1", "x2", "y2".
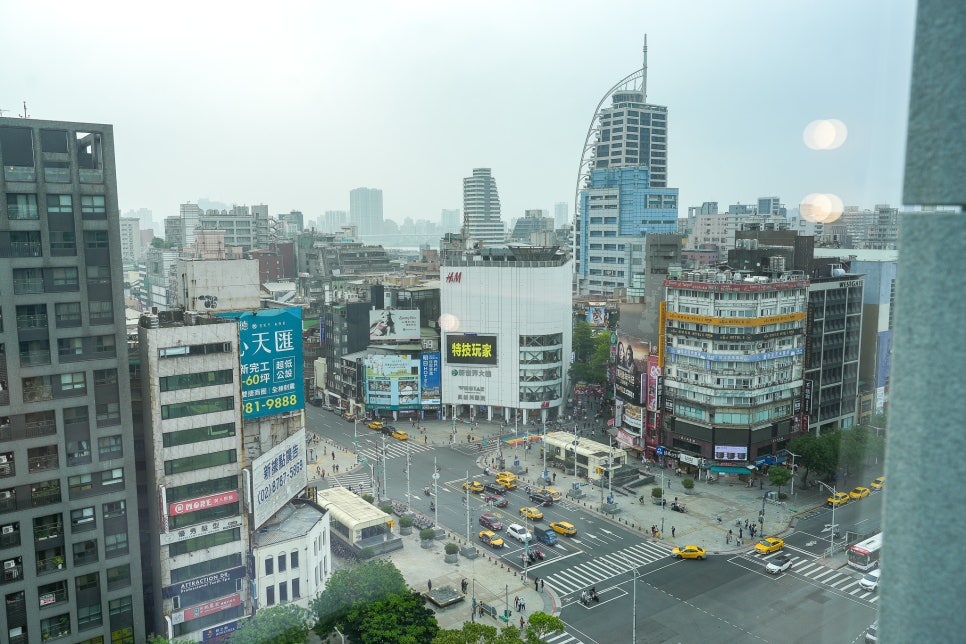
[
  {"x1": 323, "y1": 210, "x2": 347, "y2": 232},
  {"x1": 440, "y1": 209, "x2": 461, "y2": 234},
  {"x1": 120, "y1": 216, "x2": 142, "y2": 263},
  {"x1": 461, "y1": 168, "x2": 505, "y2": 247},
  {"x1": 575, "y1": 43, "x2": 680, "y2": 297},
  {"x1": 0, "y1": 117, "x2": 146, "y2": 641},
  {"x1": 553, "y1": 202, "x2": 569, "y2": 228},
  {"x1": 179, "y1": 203, "x2": 203, "y2": 247},
  {"x1": 349, "y1": 188, "x2": 383, "y2": 237}
]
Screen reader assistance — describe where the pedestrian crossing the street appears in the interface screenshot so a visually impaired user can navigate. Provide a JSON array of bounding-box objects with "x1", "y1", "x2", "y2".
[
  {"x1": 542, "y1": 541, "x2": 669, "y2": 597},
  {"x1": 744, "y1": 551, "x2": 879, "y2": 602}
]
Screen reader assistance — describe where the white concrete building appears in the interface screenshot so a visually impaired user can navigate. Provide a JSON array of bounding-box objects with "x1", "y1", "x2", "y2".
[
  {"x1": 462, "y1": 168, "x2": 505, "y2": 247},
  {"x1": 252, "y1": 502, "x2": 331, "y2": 613},
  {"x1": 439, "y1": 246, "x2": 572, "y2": 424},
  {"x1": 120, "y1": 216, "x2": 142, "y2": 262}
]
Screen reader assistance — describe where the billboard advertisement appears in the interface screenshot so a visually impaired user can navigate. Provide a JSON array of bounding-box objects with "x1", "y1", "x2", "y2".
[
  {"x1": 169, "y1": 491, "x2": 238, "y2": 517},
  {"x1": 445, "y1": 334, "x2": 497, "y2": 366},
  {"x1": 586, "y1": 303, "x2": 608, "y2": 327},
  {"x1": 420, "y1": 352, "x2": 441, "y2": 406},
  {"x1": 364, "y1": 355, "x2": 421, "y2": 409},
  {"x1": 369, "y1": 309, "x2": 421, "y2": 341},
  {"x1": 714, "y1": 445, "x2": 748, "y2": 461},
  {"x1": 646, "y1": 355, "x2": 661, "y2": 411},
  {"x1": 615, "y1": 333, "x2": 650, "y2": 375},
  {"x1": 171, "y1": 593, "x2": 242, "y2": 625},
  {"x1": 218, "y1": 308, "x2": 304, "y2": 419},
  {"x1": 251, "y1": 429, "x2": 307, "y2": 529}
]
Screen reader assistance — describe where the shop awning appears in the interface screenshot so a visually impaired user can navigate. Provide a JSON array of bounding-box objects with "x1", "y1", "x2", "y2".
[{"x1": 711, "y1": 465, "x2": 753, "y2": 474}]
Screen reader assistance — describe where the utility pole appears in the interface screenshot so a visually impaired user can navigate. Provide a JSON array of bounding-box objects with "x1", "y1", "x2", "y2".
[
  {"x1": 542, "y1": 422, "x2": 549, "y2": 482},
  {"x1": 432, "y1": 455, "x2": 439, "y2": 526},
  {"x1": 465, "y1": 470, "x2": 471, "y2": 545},
  {"x1": 405, "y1": 441, "x2": 411, "y2": 511},
  {"x1": 381, "y1": 434, "x2": 387, "y2": 500}
]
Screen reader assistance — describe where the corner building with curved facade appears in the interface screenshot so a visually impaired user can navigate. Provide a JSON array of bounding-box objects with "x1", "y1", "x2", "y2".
[{"x1": 439, "y1": 246, "x2": 572, "y2": 424}]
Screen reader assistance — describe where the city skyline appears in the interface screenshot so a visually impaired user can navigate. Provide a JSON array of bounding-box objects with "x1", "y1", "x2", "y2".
[{"x1": 1, "y1": 1, "x2": 916, "y2": 226}]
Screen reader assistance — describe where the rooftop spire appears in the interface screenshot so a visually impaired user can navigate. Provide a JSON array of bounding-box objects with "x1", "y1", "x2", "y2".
[{"x1": 642, "y1": 35, "x2": 648, "y2": 102}]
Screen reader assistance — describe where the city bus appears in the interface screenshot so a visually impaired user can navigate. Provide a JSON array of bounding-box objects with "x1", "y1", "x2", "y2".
[{"x1": 847, "y1": 533, "x2": 883, "y2": 571}]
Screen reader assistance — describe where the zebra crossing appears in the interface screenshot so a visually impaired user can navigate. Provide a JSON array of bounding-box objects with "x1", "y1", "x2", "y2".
[
  {"x1": 745, "y1": 551, "x2": 879, "y2": 602},
  {"x1": 542, "y1": 541, "x2": 670, "y2": 597},
  {"x1": 357, "y1": 438, "x2": 434, "y2": 463},
  {"x1": 542, "y1": 631, "x2": 584, "y2": 644},
  {"x1": 319, "y1": 471, "x2": 375, "y2": 495}
]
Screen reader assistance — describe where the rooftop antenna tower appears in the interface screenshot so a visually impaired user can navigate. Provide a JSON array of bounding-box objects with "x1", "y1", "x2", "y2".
[
  {"x1": 20, "y1": 101, "x2": 30, "y2": 119},
  {"x1": 641, "y1": 35, "x2": 648, "y2": 102}
]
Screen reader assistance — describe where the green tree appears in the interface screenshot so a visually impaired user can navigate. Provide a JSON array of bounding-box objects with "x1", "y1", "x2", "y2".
[
  {"x1": 572, "y1": 320, "x2": 595, "y2": 363},
  {"x1": 147, "y1": 636, "x2": 193, "y2": 644},
  {"x1": 569, "y1": 329, "x2": 610, "y2": 386},
  {"x1": 311, "y1": 558, "x2": 408, "y2": 638},
  {"x1": 523, "y1": 612, "x2": 566, "y2": 643},
  {"x1": 788, "y1": 431, "x2": 838, "y2": 485},
  {"x1": 229, "y1": 603, "x2": 311, "y2": 644},
  {"x1": 345, "y1": 589, "x2": 438, "y2": 643},
  {"x1": 767, "y1": 466, "x2": 793, "y2": 497},
  {"x1": 839, "y1": 425, "x2": 886, "y2": 472}
]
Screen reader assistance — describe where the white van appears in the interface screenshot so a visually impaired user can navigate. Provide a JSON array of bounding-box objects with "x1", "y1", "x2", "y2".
[{"x1": 859, "y1": 568, "x2": 880, "y2": 592}]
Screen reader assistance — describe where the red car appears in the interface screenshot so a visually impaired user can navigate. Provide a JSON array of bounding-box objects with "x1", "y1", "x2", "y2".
[
  {"x1": 479, "y1": 514, "x2": 504, "y2": 531},
  {"x1": 483, "y1": 493, "x2": 508, "y2": 508}
]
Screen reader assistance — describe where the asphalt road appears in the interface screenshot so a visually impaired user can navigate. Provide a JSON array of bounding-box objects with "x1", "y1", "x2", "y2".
[{"x1": 306, "y1": 406, "x2": 879, "y2": 643}]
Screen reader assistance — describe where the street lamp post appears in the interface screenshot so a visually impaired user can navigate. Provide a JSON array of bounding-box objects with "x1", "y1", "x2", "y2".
[
  {"x1": 432, "y1": 455, "x2": 439, "y2": 527},
  {"x1": 405, "y1": 442, "x2": 411, "y2": 511},
  {"x1": 353, "y1": 418, "x2": 358, "y2": 462},
  {"x1": 817, "y1": 481, "x2": 838, "y2": 556},
  {"x1": 381, "y1": 435, "x2": 388, "y2": 500},
  {"x1": 786, "y1": 450, "x2": 801, "y2": 495},
  {"x1": 542, "y1": 423, "x2": 549, "y2": 482},
  {"x1": 631, "y1": 567, "x2": 640, "y2": 644}
]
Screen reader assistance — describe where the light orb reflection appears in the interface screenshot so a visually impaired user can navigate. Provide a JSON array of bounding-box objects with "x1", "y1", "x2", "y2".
[
  {"x1": 803, "y1": 119, "x2": 848, "y2": 150},
  {"x1": 800, "y1": 193, "x2": 844, "y2": 223},
  {"x1": 438, "y1": 313, "x2": 459, "y2": 332}
]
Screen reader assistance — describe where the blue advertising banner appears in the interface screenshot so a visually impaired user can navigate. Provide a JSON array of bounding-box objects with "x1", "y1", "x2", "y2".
[
  {"x1": 364, "y1": 355, "x2": 420, "y2": 409},
  {"x1": 218, "y1": 308, "x2": 304, "y2": 419},
  {"x1": 420, "y1": 352, "x2": 441, "y2": 406}
]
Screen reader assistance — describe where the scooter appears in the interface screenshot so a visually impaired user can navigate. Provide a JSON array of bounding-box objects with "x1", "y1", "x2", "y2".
[
  {"x1": 671, "y1": 502, "x2": 687, "y2": 513},
  {"x1": 429, "y1": 501, "x2": 436, "y2": 511},
  {"x1": 423, "y1": 487, "x2": 431, "y2": 496}
]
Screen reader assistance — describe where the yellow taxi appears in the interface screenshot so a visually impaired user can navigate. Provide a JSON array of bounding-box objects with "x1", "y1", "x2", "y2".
[
  {"x1": 368, "y1": 421, "x2": 385, "y2": 430},
  {"x1": 495, "y1": 471, "x2": 517, "y2": 481},
  {"x1": 519, "y1": 507, "x2": 544, "y2": 520},
  {"x1": 496, "y1": 476, "x2": 518, "y2": 490},
  {"x1": 390, "y1": 429, "x2": 409, "y2": 441},
  {"x1": 870, "y1": 476, "x2": 886, "y2": 490},
  {"x1": 463, "y1": 480, "x2": 484, "y2": 493},
  {"x1": 754, "y1": 537, "x2": 784, "y2": 554},
  {"x1": 550, "y1": 521, "x2": 577, "y2": 536},
  {"x1": 478, "y1": 530, "x2": 504, "y2": 549},
  {"x1": 849, "y1": 486, "x2": 870, "y2": 500},
  {"x1": 827, "y1": 492, "x2": 851, "y2": 507},
  {"x1": 671, "y1": 545, "x2": 707, "y2": 560},
  {"x1": 540, "y1": 487, "x2": 562, "y2": 501}
]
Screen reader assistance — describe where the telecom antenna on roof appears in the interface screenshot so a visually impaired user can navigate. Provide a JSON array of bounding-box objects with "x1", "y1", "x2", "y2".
[
  {"x1": 19, "y1": 101, "x2": 29, "y2": 119},
  {"x1": 641, "y1": 35, "x2": 648, "y2": 102}
]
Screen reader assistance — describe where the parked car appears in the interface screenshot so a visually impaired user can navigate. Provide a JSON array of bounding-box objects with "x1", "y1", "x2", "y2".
[
  {"x1": 827, "y1": 492, "x2": 851, "y2": 507},
  {"x1": 478, "y1": 530, "x2": 504, "y2": 549},
  {"x1": 671, "y1": 545, "x2": 707, "y2": 560},
  {"x1": 754, "y1": 537, "x2": 784, "y2": 554},
  {"x1": 849, "y1": 486, "x2": 870, "y2": 500},
  {"x1": 550, "y1": 521, "x2": 577, "y2": 536},
  {"x1": 870, "y1": 476, "x2": 886, "y2": 490},
  {"x1": 765, "y1": 554, "x2": 793, "y2": 574},
  {"x1": 483, "y1": 493, "x2": 508, "y2": 508},
  {"x1": 536, "y1": 528, "x2": 558, "y2": 546},
  {"x1": 506, "y1": 524, "x2": 532, "y2": 543},
  {"x1": 860, "y1": 569, "x2": 880, "y2": 592},
  {"x1": 479, "y1": 514, "x2": 503, "y2": 531}
]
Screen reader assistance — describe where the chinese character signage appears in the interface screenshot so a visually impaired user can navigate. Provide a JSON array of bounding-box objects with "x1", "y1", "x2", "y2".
[
  {"x1": 169, "y1": 491, "x2": 238, "y2": 517},
  {"x1": 420, "y1": 352, "x2": 441, "y2": 406},
  {"x1": 445, "y1": 334, "x2": 497, "y2": 366},
  {"x1": 251, "y1": 430, "x2": 307, "y2": 529},
  {"x1": 219, "y1": 308, "x2": 304, "y2": 419},
  {"x1": 171, "y1": 593, "x2": 241, "y2": 625},
  {"x1": 369, "y1": 309, "x2": 420, "y2": 341},
  {"x1": 364, "y1": 355, "x2": 421, "y2": 409}
]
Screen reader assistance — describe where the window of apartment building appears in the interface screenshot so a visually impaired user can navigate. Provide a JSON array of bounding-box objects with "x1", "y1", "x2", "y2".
[
  {"x1": 6, "y1": 193, "x2": 39, "y2": 219},
  {"x1": 98, "y1": 436, "x2": 122, "y2": 460},
  {"x1": 58, "y1": 337, "x2": 84, "y2": 359},
  {"x1": 86, "y1": 265, "x2": 111, "y2": 285},
  {"x1": 266, "y1": 585, "x2": 275, "y2": 606},
  {"x1": 160, "y1": 369, "x2": 234, "y2": 392},
  {"x1": 60, "y1": 371, "x2": 86, "y2": 391},
  {"x1": 47, "y1": 194, "x2": 73, "y2": 214},
  {"x1": 279, "y1": 581, "x2": 288, "y2": 602},
  {"x1": 265, "y1": 557, "x2": 274, "y2": 575},
  {"x1": 50, "y1": 228, "x2": 77, "y2": 255},
  {"x1": 278, "y1": 554, "x2": 286, "y2": 572},
  {"x1": 167, "y1": 528, "x2": 240, "y2": 556},
  {"x1": 101, "y1": 468, "x2": 123, "y2": 486},
  {"x1": 108, "y1": 595, "x2": 131, "y2": 616},
  {"x1": 73, "y1": 539, "x2": 98, "y2": 565},
  {"x1": 93, "y1": 369, "x2": 117, "y2": 386},
  {"x1": 77, "y1": 602, "x2": 102, "y2": 630},
  {"x1": 162, "y1": 422, "x2": 236, "y2": 448},
  {"x1": 84, "y1": 230, "x2": 109, "y2": 249},
  {"x1": 103, "y1": 500, "x2": 125, "y2": 519},
  {"x1": 93, "y1": 335, "x2": 115, "y2": 357},
  {"x1": 55, "y1": 302, "x2": 82, "y2": 327},
  {"x1": 104, "y1": 530, "x2": 128, "y2": 556},
  {"x1": 80, "y1": 195, "x2": 106, "y2": 219},
  {"x1": 71, "y1": 507, "x2": 96, "y2": 530},
  {"x1": 51, "y1": 266, "x2": 79, "y2": 288},
  {"x1": 163, "y1": 449, "x2": 237, "y2": 475},
  {"x1": 290, "y1": 551, "x2": 299, "y2": 568},
  {"x1": 107, "y1": 564, "x2": 130, "y2": 590},
  {"x1": 69, "y1": 474, "x2": 92, "y2": 493},
  {"x1": 88, "y1": 300, "x2": 113, "y2": 324},
  {"x1": 160, "y1": 397, "x2": 234, "y2": 420}
]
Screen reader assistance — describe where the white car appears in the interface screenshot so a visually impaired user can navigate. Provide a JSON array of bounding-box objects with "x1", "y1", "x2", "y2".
[
  {"x1": 506, "y1": 523, "x2": 532, "y2": 543},
  {"x1": 859, "y1": 569, "x2": 880, "y2": 592},
  {"x1": 765, "y1": 554, "x2": 793, "y2": 574}
]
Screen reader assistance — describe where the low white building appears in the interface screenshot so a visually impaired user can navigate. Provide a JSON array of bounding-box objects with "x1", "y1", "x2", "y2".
[
  {"x1": 439, "y1": 245, "x2": 572, "y2": 424},
  {"x1": 252, "y1": 502, "x2": 331, "y2": 613}
]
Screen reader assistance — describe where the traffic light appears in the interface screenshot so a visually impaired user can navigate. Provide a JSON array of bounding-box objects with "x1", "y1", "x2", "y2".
[{"x1": 596, "y1": 467, "x2": 603, "y2": 475}]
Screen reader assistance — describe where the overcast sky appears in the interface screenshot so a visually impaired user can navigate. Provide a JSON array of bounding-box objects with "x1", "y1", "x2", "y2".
[{"x1": 1, "y1": 1, "x2": 916, "y2": 228}]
